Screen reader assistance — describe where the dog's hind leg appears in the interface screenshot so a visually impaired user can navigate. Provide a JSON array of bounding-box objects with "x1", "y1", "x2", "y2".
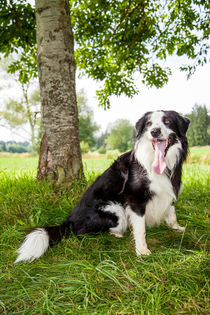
[
  {"x1": 103, "y1": 202, "x2": 127, "y2": 238},
  {"x1": 165, "y1": 205, "x2": 185, "y2": 232}
]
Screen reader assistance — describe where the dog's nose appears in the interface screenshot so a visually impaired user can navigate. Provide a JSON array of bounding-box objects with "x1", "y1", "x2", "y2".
[{"x1": 151, "y1": 128, "x2": 161, "y2": 138}]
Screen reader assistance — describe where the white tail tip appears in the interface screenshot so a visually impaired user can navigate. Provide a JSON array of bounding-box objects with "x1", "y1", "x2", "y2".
[{"x1": 14, "y1": 228, "x2": 49, "y2": 263}]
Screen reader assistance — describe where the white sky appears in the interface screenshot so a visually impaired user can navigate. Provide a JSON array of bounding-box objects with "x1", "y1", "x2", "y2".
[{"x1": 0, "y1": 55, "x2": 209, "y2": 142}]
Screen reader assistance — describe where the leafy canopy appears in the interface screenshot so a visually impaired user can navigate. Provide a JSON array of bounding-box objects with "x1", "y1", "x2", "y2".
[
  {"x1": 0, "y1": 0, "x2": 37, "y2": 83},
  {"x1": 72, "y1": 0, "x2": 209, "y2": 108},
  {"x1": 0, "y1": 0, "x2": 209, "y2": 108}
]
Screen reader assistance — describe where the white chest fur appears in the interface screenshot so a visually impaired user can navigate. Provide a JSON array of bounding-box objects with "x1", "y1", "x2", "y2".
[
  {"x1": 145, "y1": 172, "x2": 176, "y2": 227},
  {"x1": 134, "y1": 127, "x2": 181, "y2": 227}
]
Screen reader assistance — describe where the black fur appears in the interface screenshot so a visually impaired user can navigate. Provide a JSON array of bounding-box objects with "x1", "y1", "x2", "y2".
[{"x1": 162, "y1": 110, "x2": 189, "y2": 197}]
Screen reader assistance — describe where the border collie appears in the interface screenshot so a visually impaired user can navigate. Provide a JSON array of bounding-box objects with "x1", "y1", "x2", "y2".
[{"x1": 15, "y1": 110, "x2": 190, "y2": 263}]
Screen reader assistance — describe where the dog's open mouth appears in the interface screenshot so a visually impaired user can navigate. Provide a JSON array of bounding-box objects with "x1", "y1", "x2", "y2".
[
  {"x1": 151, "y1": 138, "x2": 171, "y2": 174},
  {"x1": 152, "y1": 138, "x2": 171, "y2": 152}
]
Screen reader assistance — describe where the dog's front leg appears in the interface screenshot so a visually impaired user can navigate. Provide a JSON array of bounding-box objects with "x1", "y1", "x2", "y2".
[
  {"x1": 165, "y1": 205, "x2": 185, "y2": 232},
  {"x1": 126, "y1": 206, "x2": 151, "y2": 256}
]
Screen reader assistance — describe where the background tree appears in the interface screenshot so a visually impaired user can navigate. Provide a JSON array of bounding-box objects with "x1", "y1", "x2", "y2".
[
  {"x1": 0, "y1": 56, "x2": 41, "y2": 152},
  {"x1": 106, "y1": 119, "x2": 134, "y2": 152},
  {"x1": 77, "y1": 89, "x2": 99, "y2": 149},
  {"x1": 0, "y1": 86, "x2": 41, "y2": 153},
  {"x1": 96, "y1": 131, "x2": 110, "y2": 152},
  {"x1": 0, "y1": 141, "x2": 7, "y2": 152},
  {"x1": 186, "y1": 105, "x2": 209, "y2": 146}
]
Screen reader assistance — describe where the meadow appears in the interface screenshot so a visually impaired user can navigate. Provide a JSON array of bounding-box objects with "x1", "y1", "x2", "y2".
[{"x1": 0, "y1": 148, "x2": 209, "y2": 314}]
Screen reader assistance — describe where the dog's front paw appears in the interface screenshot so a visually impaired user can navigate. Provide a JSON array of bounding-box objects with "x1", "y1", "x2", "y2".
[
  {"x1": 136, "y1": 247, "x2": 151, "y2": 256},
  {"x1": 177, "y1": 226, "x2": 185, "y2": 232},
  {"x1": 110, "y1": 232, "x2": 123, "y2": 238},
  {"x1": 172, "y1": 225, "x2": 186, "y2": 232}
]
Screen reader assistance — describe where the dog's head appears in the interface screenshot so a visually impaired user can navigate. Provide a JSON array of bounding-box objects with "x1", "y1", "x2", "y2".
[{"x1": 135, "y1": 110, "x2": 190, "y2": 174}]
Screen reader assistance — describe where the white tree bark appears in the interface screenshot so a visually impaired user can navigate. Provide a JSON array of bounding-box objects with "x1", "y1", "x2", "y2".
[{"x1": 35, "y1": 0, "x2": 83, "y2": 182}]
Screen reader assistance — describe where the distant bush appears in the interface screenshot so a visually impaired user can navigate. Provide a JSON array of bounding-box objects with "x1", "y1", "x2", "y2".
[
  {"x1": 80, "y1": 141, "x2": 90, "y2": 154},
  {"x1": 0, "y1": 144, "x2": 6, "y2": 152},
  {"x1": 98, "y1": 146, "x2": 106, "y2": 154},
  {"x1": 0, "y1": 141, "x2": 32, "y2": 153},
  {"x1": 7, "y1": 144, "x2": 32, "y2": 153},
  {"x1": 106, "y1": 150, "x2": 120, "y2": 160}
]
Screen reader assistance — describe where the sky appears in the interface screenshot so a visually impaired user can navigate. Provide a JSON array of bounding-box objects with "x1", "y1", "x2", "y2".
[{"x1": 0, "y1": 56, "x2": 209, "y2": 142}]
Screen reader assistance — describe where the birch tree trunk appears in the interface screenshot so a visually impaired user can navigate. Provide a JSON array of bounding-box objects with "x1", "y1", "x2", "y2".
[{"x1": 35, "y1": 0, "x2": 83, "y2": 183}]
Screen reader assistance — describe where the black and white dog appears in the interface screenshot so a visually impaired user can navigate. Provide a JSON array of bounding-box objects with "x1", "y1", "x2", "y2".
[{"x1": 15, "y1": 110, "x2": 190, "y2": 263}]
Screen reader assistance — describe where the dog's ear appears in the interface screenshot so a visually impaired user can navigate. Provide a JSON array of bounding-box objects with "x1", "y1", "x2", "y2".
[
  {"x1": 135, "y1": 112, "x2": 151, "y2": 137},
  {"x1": 135, "y1": 117, "x2": 145, "y2": 136},
  {"x1": 164, "y1": 110, "x2": 190, "y2": 136},
  {"x1": 177, "y1": 114, "x2": 190, "y2": 135}
]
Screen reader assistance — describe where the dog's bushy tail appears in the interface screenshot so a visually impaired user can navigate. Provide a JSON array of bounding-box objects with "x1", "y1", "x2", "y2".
[{"x1": 14, "y1": 222, "x2": 71, "y2": 263}]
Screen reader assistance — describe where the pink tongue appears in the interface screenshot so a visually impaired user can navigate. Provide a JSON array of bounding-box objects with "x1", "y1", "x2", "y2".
[{"x1": 152, "y1": 140, "x2": 167, "y2": 174}]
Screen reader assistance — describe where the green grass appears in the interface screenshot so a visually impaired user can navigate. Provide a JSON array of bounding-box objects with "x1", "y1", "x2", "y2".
[
  {"x1": 187, "y1": 146, "x2": 210, "y2": 164},
  {"x1": 0, "y1": 155, "x2": 38, "y2": 171},
  {"x1": 0, "y1": 145, "x2": 209, "y2": 171},
  {"x1": 0, "y1": 157, "x2": 209, "y2": 314},
  {"x1": 189, "y1": 146, "x2": 210, "y2": 155},
  {"x1": 0, "y1": 155, "x2": 112, "y2": 175}
]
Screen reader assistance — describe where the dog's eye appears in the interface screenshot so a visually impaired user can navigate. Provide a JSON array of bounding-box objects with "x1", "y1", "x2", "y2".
[
  {"x1": 165, "y1": 119, "x2": 171, "y2": 125},
  {"x1": 146, "y1": 121, "x2": 152, "y2": 127}
]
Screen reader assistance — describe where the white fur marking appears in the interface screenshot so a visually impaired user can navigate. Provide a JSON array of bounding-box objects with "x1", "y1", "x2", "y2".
[
  {"x1": 14, "y1": 228, "x2": 49, "y2": 263},
  {"x1": 134, "y1": 111, "x2": 183, "y2": 227},
  {"x1": 103, "y1": 202, "x2": 127, "y2": 237},
  {"x1": 165, "y1": 205, "x2": 186, "y2": 232},
  {"x1": 126, "y1": 206, "x2": 151, "y2": 256},
  {"x1": 147, "y1": 112, "x2": 171, "y2": 141},
  {"x1": 166, "y1": 141, "x2": 182, "y2": 170},
  {"x1": 135, "y1": 137, "x2": 154, "y2": 173},
  {"x1": 145, "y1": 172, "x2": 175, "y2": 227},
  {"x1": 135, "y1": 132, "x2": 177, "y2": 228}
]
